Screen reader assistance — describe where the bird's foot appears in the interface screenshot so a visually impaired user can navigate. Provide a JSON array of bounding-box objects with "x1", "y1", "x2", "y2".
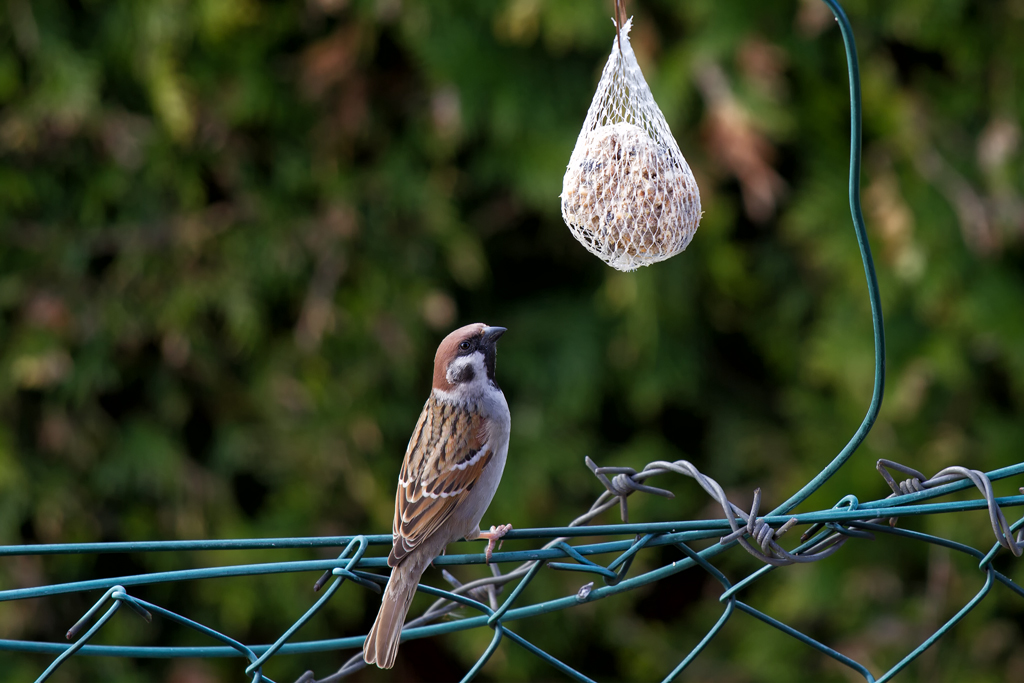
[{"x1": 478, "y1": 524, "x2": 513, "y2": 564}]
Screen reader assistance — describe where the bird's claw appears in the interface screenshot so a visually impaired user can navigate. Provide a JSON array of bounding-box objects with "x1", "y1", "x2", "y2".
[{"x1": 481, "y1": 524, "x2": 513, "y2": 564}]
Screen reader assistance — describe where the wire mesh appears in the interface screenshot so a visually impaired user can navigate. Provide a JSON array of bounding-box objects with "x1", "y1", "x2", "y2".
[{"x1": 1, "y1": 2, "x2": 1022, "y2": 682}]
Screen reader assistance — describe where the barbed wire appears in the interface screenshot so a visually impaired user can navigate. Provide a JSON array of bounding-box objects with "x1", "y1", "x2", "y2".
[{"x1": 1, "y1": 1, "x2": 1022, "y2": 682}]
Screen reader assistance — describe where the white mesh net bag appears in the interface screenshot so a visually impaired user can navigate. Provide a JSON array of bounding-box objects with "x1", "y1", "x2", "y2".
[{"x1": 561, "y1": 18, "x2": 701, "y2": 272}]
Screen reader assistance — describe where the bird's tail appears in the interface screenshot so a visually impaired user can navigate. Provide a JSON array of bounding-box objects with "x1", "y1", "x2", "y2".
[{"x1": 363, "y1": 565, "x2": 419, "y2": 669}]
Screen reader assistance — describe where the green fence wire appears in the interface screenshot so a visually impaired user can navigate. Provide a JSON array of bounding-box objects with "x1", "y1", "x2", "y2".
[{"x1": 1, "y1": 2, "x2": 1022, "y2": 681}]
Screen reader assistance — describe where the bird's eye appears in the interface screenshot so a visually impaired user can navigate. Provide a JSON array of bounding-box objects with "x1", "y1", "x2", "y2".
[{"x1": 459, "y1": 341, "x2": 471, "y2": 351}]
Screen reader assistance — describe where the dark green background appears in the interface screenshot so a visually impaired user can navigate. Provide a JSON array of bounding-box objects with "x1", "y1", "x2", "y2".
[{"x1": 1, "y1": 0, "x2": 1022, "y2": 681}]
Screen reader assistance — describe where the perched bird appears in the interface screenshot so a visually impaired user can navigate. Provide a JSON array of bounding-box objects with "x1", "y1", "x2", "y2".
[{"x1": 363, "y1": 323, "x2": 513, "y2": 669}]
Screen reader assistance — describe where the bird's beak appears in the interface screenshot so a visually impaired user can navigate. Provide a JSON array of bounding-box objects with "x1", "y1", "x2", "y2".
[{"x1": 481, "y1": 326, "x2": 507, "y2": 345}]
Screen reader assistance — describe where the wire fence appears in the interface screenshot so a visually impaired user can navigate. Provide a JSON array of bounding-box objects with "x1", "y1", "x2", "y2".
[
  {"x1": 1, "y1": 2, "x2": 1022, "y2": 682},
  {"x1": 2, "y1": 455, "x2": 1023, "y2": 683}
]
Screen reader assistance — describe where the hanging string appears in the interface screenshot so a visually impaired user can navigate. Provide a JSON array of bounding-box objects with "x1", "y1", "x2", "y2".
[{"x1": 614, "y1": 0, "x2": 625, "y2": 56}]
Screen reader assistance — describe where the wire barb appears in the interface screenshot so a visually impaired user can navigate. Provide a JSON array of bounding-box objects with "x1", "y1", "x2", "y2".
[{"x1": 878, "y1": 458, "x2": 1024, "y2": 557}]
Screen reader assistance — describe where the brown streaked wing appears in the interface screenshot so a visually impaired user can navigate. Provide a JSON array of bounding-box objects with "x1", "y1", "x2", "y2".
[{"x1": 389, "y1": 397, "x2": 491, "y2": 566}]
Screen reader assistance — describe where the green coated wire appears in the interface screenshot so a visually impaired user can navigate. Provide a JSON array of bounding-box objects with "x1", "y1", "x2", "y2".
[
  {"x1": 662, "y1": 542, "x2": 737, "y2": 682},
  {"x1": 771, "y1": 0, "x2": 885, "y2": 517},
  {"x1": 34, "y1": 600, "x2": 123, "y2": 683},
  {"x1": 875, "y1": 569, "x2": 996, "y2": 683},
  {"x1": 734, "y1": 601, "x2": 877, "y2": 682},
  {"x1": 244, "y1": 537, "x2": 369, "y2": 675}
]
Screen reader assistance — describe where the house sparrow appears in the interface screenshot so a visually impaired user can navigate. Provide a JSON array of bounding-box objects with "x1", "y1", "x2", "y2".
[{"x1": 363, "y1": 323, "x2": 512, "y2": 669}]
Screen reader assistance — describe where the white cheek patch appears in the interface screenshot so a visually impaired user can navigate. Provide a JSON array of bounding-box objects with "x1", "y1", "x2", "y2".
[
  {"x1": 447, "y1": 351, "x2": 491, "y2": 386},
  {"x1": 446, "y1": 355, "x2": 474, "y2": 385}
]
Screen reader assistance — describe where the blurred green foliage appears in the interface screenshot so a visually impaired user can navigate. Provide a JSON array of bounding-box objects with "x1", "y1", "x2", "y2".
[{"x1": 1, "y1": 0, "x2": 1023, "y2": 681}]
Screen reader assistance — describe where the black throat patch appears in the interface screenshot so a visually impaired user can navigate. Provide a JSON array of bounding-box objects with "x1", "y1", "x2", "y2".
[{"x1": 451, "y1": 361, "x2": 476, "y2": 384}]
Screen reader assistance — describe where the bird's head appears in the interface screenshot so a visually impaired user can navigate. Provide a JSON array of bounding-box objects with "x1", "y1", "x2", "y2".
[{"x1": 432, "y1": 323, "x2": 507, "y2": 392}]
